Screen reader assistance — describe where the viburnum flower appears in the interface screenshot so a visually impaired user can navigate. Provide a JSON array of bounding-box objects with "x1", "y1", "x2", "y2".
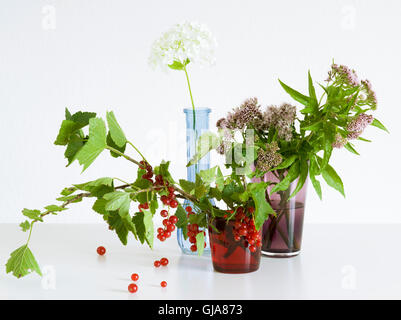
[
  {"x1": 149, "y1": 21, "x2": 217, "y2": 70},
  {"x1": 149, "y1": 21, "x2": 217, "y2": 131}
]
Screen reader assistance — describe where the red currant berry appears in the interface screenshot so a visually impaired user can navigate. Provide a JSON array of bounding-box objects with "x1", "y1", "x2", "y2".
[
  {"x1": 167, "y1": 224, "x2": 175, "y2": 232},
  {"x1": 97, "y1": 246, "x2": 106, "y2": 256},
  {"x1": 160, "y1": 258, "x2": 169, "y2": 266},
  {"x1": 185, "y1": 206, "x2": 192, "y2": 213},
  {"x1": 168, "y1": 186, "x2": 175, "y2": 194},
  {"x1": 163, "y1": 219, "x2": 171, "y2": 227},
  {"x1": 157, "y1": 227, "x2": 164, "y2": 234},
  {"x1": 131, "y1": 273, "x2": 139, "y2": 281},
  {"x1": 189, "y1": 236, "x2": 196, "y2": 244},
  {"x1": 159, "y1": 235, "x2": 166, "y2": 242},
  {"x1": 190, "y1": 244, "x2": 197, "y2": 252},
  {"x1": 160, "y1": 210, "x2": 168, "y2": 218},
  {"x1": 128, "y1": 283, "x2": 138, "y2": 293},
  {"x1": 160, "y1": 281, "x2": 167, "y2": 288},
  {"x1": 249, "y1": 245, "x2": 257, "y2": 253},
  {"x1": 169, "y1": 215, "x2": 178, "y2": 224},
  {"x1": 234, "y1": 235, "x2": 241, "y2": 242},
  {"x1": 234, "y1": 221, "x2": 242, "y2": 229},
  {"x1": 154, "y1": 260, "x2": 161, "y2": 268},
  {"x1": 169, "y1": 199, "x2": 178, "y2": 208},
  {"x1": 164, "y1": 231, "x2": 171, "y2": 238}
]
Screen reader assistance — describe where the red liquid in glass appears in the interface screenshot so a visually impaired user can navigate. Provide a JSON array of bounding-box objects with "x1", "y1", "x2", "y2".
[{"x1": 208, "y1": 218, "x2": 261, "y2": 273}]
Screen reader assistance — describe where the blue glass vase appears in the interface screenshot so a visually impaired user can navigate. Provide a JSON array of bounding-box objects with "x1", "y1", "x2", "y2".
[{"x1": 177, "y1": 108, "x2": 213, "y2": 255}]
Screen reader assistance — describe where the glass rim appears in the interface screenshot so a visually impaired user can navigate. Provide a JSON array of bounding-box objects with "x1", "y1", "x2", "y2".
[{"x1": 183, "y1": 107, "x2": 211, "y2": 114}]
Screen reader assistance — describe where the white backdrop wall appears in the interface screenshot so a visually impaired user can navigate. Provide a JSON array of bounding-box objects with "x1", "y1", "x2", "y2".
[{"x1": 0, "y1": 0, "x2": 399, "y2": 224}]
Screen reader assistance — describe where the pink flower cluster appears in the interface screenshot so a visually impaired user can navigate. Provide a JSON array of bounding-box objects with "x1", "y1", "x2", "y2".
[
  {"x1": 327, "y1": 64, "x2": 360, "y2": 87},
  {"x1": 347, "y1": 113, "x2": 374, "y2": 140}
]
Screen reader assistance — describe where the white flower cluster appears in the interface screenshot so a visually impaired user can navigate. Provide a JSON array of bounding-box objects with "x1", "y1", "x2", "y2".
[{"x1": 149, "y1": 21, "x2": 217, "y2": 70}]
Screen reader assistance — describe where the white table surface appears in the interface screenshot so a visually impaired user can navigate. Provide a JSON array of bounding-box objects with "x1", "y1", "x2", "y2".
[{"x1": 1, "y1": 223, "x2": 400, "y2": 300}]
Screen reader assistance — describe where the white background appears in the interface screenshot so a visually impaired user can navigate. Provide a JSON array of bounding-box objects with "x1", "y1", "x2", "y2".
[{"x1": 0, "y1": 0, "x2": 399, "y2": 225}]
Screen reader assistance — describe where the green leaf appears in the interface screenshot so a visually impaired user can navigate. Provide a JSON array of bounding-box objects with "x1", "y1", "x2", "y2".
[
  {"x1": 65, "y1": 107, "x2": 72, "y2": 120},
  {"x1": 60, "y1": 187, "x2": 77, "y2": 196},
  {"x1": 54, "y1": 120, "x2": 82, "y2": 146},
  {"x1": 92, "y1": 198, "x2": 108, "y2": 215},
  {"x1": 187, "y1": 132, "x2": 221, "y2": 166},
  {"x1": 358, "y1": 137, "x2": 372, "y2": 143},
  {"x1": 344, "y1": 142, "x2": 360, "y2": 155},
  {"x1": 19, "y1": 221, "x2": 31, "y2": 232},
  {"x1": 106, "y1": 132, "x2": 126, "y2": 158},
  {"x1": 196, "y1": 232, "x2": 205, "y2": 256},
  {"x1": 107, "y1": 211, "x2": 129, "y2": 245},
  {"x1": 248, "y1": 182, "x2": 276, "y2": 230},
  {"x1": 103, "y1": 191, "x2": 131, "y2": 217},
  {"x1": 54, "y1": 111, "x2": 96, "y2": 146},
  {"x1": 168, "y1": 60, "x2": 185, "y2": 70},
  {"x1": 64, "y1": 135, "x2": 84, "y2": 166},
  {"x1": 154, "y1": 161, "x2": 176, "y2": 185},
  {"x1": 179, "y1": 179, "x2": 196, "y2": 194},
  {"x1": 56, "y1": 194, "x2": 82, "y2": 203},
  {"x1": 106, "y1": 111, "x2": 127, "y2": 148},
  {"x1": 321, "y1": 124, "x2": 336, "y2": 171},
  {"x1": 278, "y1": 79, "x2": 310, "y2": 106},
  {"x1": 271, "y1": 161, "x2": 300, "y2": 194},
  {"x1": 271, "y1": 154, "x2": 298, "y2": 171},
  {"x1": 132, "y1": 211, "x2": 154, "y2": 248},
  {"x1": 309, "y1": 157, "x2": 322, "y2": 200},
  {"x1": 175, "y1": 205, "x2": 188, "y2": 229},
  {"x1": 215, "y1": 167, "x2": 224, "y2": 192},
  {"x1": 69, "y1": 111, "x2": 97, "y2": 126},
  {"x1": 194, "y1": 175, "x2": 208, "y2": 199},
  {"x1": 199, "y1": 166, "x2": 217, "y2": 185},
  {"x1": 322, "y1": 163, "x2": 345, "y2": 197},
  {"x1": 6, "y1": 245, "x2": 42, "y2": 278},
  {"x1": 308, "y1": 71, "x2": 318, "y2": 110},
  {"x1": 371, "y1": 118, "x2": 389, "y2": 133},
  {"x1": 289, "y1": 158, "x2": 308, "y2": 199},
  {"x1": 22, "y1": 209, "x2": 43, "y2": 222},
  {"x1": 75, "y1": 118, "x2": 107, "y2": 172},
  {"x1": 74, "y1": 177, "x2": 114, "y2": 197},
  {"x1": 44, "y1": 205, "x2": 68, "y2": 212}
]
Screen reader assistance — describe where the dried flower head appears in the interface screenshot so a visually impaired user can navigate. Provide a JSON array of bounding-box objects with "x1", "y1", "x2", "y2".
[
  {"x1": 347, "y1": 113, "x2": 374, "y2": 140},
  {"x1": 228, "y1": 97, "x2": 263, "y2": 130},
  {"x1": 149, "y1": 21, "x2": 217, "y2": 70},
  {"x1": 261, "y1": 103, "x2": 296, "y2": 141},
  {"x1": 255, "y1": 142, "x2": 282, "y2": 172}
]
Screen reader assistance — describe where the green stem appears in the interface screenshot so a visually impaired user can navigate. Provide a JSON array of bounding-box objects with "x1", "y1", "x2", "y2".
[
  {"x1": 127, "y1": 141, "x2": 148, "y2": 164},
  {"x1": 105, "y1": 146, "x2": 141, "y2": 166},
  {"x1": 26, "y1": 222, "x2": 34, "y2": 245},
  {"x1": 113, "y1": 177, "x2": 130, "y2": 185},
  {"x1": 183, "y1": 65, "x2": 196, "y2": 130}
]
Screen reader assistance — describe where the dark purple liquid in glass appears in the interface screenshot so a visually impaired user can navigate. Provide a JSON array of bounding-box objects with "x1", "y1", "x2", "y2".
[{"x1": 253, "y1": 171, "x2": 308, "y2": 257}]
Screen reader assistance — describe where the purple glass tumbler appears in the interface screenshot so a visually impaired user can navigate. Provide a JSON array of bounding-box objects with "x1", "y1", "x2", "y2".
[{"x1": 254, "y1": 171, "x2": 308, "y2": 258}]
